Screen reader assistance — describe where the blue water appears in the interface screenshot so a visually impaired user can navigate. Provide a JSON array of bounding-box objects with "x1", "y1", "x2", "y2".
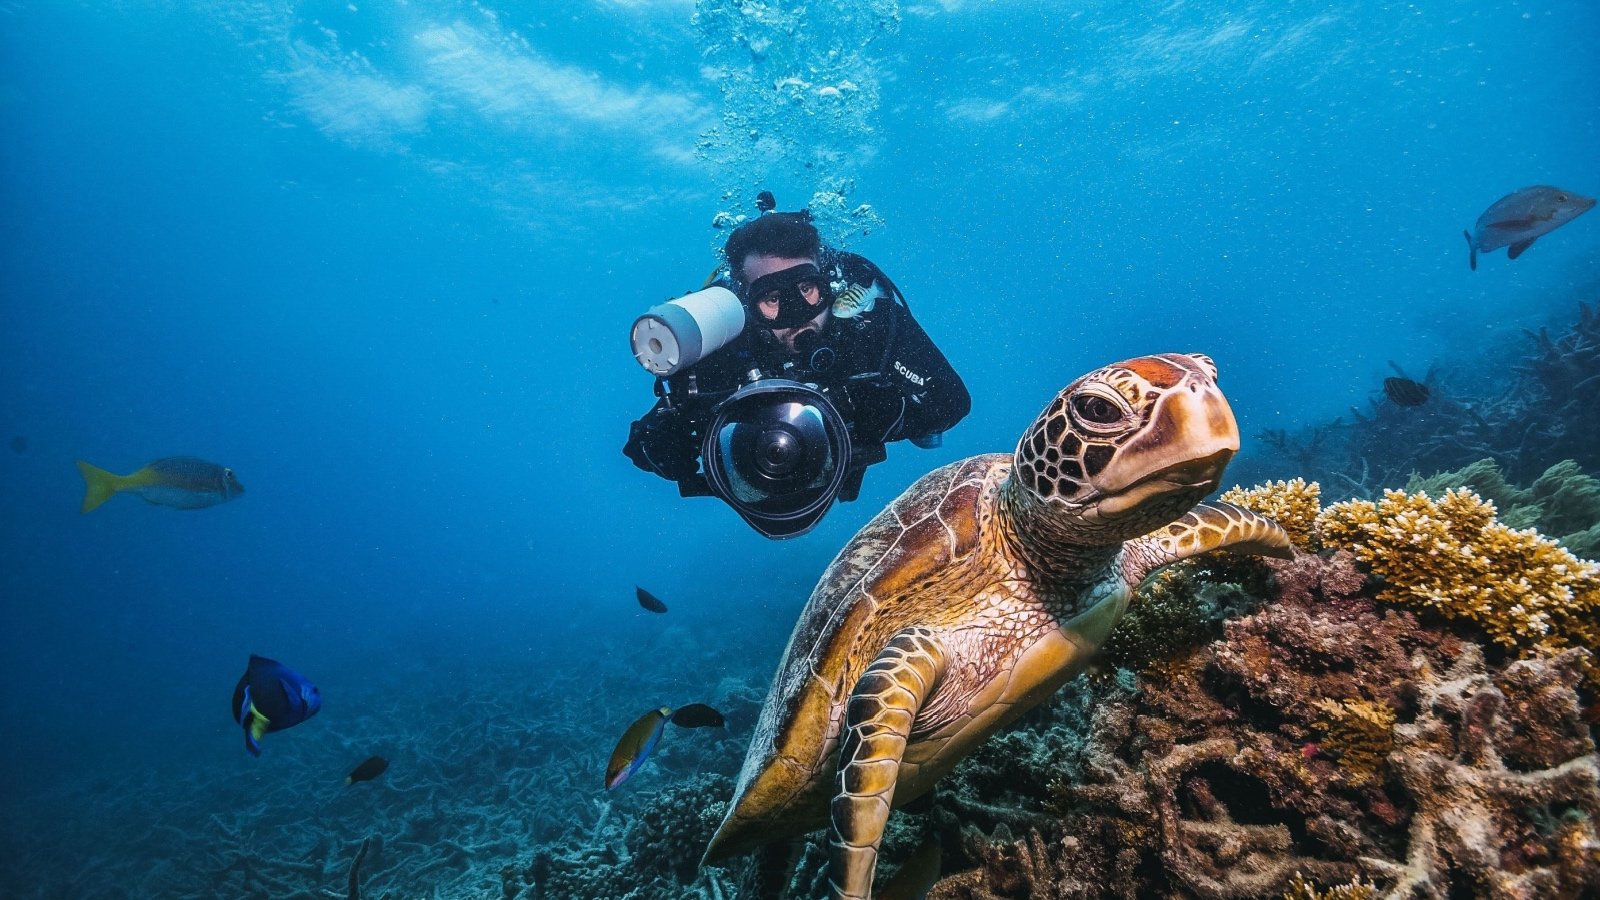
[{"x1": 1, "y1": 0, "x2": 1596, "y2": 894}]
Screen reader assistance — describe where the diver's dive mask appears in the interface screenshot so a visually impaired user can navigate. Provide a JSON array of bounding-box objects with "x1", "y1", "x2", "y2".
[
  {"x1": 742, "y1": 263, "x2": 834, "y2": 330},
  {"x1": 701, "y1": 379, "x2": 852, "y2": 539}
]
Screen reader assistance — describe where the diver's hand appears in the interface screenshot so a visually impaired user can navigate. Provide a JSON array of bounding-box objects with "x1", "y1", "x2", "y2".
[
  {"x1": 624, "y1": 412, "x2": 700, "y2": 480},
  {"x1": 845, "y1": 379, "x2": 908, "y2": 445}
]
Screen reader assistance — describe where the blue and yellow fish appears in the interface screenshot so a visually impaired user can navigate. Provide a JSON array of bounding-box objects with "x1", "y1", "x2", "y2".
[
  {"x1": 76, "y1": 456, "x2": 244, "y2": 513},
  {"x1": 604, "y1": 703, "x2": 727, "y2": 790},
  {"x1": 232, "y1": 654, "x2": 321, "y2": 757}
]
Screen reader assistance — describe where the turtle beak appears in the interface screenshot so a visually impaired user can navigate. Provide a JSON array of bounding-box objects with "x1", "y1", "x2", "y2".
[
  {"x1": 1094, "y1": 370, "x2": 1239, "y2": 521},
  {"x1": 1096, "y1": 448, "x2": 1233, "y2": 518}
]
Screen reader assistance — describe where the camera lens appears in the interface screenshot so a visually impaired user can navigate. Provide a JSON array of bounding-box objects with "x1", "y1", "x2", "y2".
[
  {"x1": 757, "y1": 428, "x2": 801, "y2": 477},
  {"x1": 703, "y1": 380, "x2": 855, "y2": 538}
]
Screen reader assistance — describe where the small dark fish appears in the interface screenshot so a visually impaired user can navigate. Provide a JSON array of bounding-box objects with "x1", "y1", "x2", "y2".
[
  {"x1": 76, "y1": 456, "x2": 245, "y2": 513},
  {"x1": 232, "y1": 654, "x2": 321, "y2": 757},
  {"x1": 755, "y1": 190, "x2": 777, "y2": 212},
  {"x1": 1383, "y1": 377, "x2": 1430, "y2": 407},
  {"x1": 1464, "y1": 185, "x2": 1595, "y2": 270},
  {"x1": 636, "y1": 586, "x2": 668, "y2": 614},
  {"x1": 606, "y1": 706, "x2": 671, "y2": 790},
  {"x1": 9, "y1": 435, "x2": 26, "y2": 454},
  {"x1": 669, "y1": 703, "x2": 726, "y2": 728},
  {"x1": 345, "y1": 756, "x2": 389, "y2": 785}
]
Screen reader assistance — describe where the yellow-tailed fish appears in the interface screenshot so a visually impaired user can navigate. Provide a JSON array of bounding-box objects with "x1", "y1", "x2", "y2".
[
  {"x1": 606, "y1": 706, "x2": 672, "y2": 790},
  {"x1": 76, "y1": 456, "x2": 244, "y2": 513}
]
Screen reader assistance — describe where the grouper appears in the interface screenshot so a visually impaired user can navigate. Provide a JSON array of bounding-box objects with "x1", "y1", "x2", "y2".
[{"x1": 1464, "y1": 185, "x2": 1594, "y2": 270}]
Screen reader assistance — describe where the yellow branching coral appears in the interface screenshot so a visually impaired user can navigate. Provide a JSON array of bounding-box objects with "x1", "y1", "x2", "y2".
[
  {"x1": 1281, "y1": 872, "x2": 1377, "y2": 900},
  {"x1": 1222, "y1": 478, "x2": 1322, "y2": 550},
  {"x1": 1311, "y1": 698, "x2": 1396, "y2": 786},
  {"x1": 1407, "y1": 458, "x2": 1600, "y2": 552},
  {"x1": 1317, "y1": 488, "x2": 1600, "y2": 680}
]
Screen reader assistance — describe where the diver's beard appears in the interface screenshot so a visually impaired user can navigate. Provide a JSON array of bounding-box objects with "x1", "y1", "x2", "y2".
[{"x1": 773, "y1": 310, "x2": 830, "y2": 352}]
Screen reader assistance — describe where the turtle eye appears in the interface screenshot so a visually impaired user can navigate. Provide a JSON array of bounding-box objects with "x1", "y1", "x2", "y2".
[{"x1": 1069, "y1": 389, "x2": 1128, "y2": 432}]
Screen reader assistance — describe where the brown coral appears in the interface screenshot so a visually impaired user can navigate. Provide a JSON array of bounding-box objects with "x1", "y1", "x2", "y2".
[
  {"x1": 928, "y1": 551, "x2": 1600, "y2": 899},
  {"x1": 1102, "y1": 566, "x2": 1250, "y2": 674},
  {"x1": 1317, "y1": 487, "x2": 1600, "y2": 683},
  {"x1": 1359, "y1": 647, "x2": 1600, "y2": 899},
  {"x1": 1311, "y1": 699, "x2": 1396, "y2": 787},
  {"x1": 1281, "y1": 871, "x2": 1377, "y2": 899}
]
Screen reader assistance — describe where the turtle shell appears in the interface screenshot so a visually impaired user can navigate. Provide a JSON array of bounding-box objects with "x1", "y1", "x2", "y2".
[
  {"x1": 705, "y1": 453, "x2": 1008, "y2": 860},
  {"x1": 704, "y1": 353, "x2": 1255, "y2": 868}
]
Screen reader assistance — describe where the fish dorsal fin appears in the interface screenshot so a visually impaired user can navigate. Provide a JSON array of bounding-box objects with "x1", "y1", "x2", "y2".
[{"x1": 1507, "y1": 237, "x2": 1537, "y2": 260}]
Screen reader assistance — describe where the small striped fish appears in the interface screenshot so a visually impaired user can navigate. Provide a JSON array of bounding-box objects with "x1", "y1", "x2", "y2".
[{"x1": 831, "y1": 280, "x2": 883, "y2": 319}]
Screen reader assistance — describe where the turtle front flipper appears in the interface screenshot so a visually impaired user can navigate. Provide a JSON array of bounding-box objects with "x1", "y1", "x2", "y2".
[
  {"x1": 1122, "y1": 501, "x2": 1294, "y2": 585},
  {"x1": 830, "y1": 627, "x2": 947, "y2": 900}
]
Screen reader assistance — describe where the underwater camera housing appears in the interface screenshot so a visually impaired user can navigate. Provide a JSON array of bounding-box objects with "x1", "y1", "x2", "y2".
[
  {"x1": 701, "y1": 379, "x2": 853, "y2": 539},
  {"x1": 631, "y1": 285, "x2": 747, "y2": 377}
]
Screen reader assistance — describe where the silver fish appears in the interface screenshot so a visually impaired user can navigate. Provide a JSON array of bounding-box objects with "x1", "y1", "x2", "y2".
[{"x1": 1464, "y1": 185, "x2": 1594, "y2": 270}]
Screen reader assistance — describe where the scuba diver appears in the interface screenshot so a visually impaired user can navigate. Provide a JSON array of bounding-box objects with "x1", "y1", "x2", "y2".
[{"x1": 623, "y1": 199, "x2": 971, "y2": 538}]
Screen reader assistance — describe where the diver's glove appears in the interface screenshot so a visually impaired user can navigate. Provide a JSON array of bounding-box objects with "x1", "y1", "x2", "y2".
[
  {"x1": 624, "y1": 410, "x2": 700, "y2": 481},
  {"x1": 845, "y1": 378, "x2": 908, "y2": 445}
]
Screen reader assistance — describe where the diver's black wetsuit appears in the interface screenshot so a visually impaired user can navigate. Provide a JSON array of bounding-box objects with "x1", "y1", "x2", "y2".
[{"x1": 623, "y1": 252, "x2": 970, "y2": 500}]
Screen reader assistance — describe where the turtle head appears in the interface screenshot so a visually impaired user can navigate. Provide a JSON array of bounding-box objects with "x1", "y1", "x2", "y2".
[{"x1": 1010, "y1": 353, "x2": 1239, "y2": 545}]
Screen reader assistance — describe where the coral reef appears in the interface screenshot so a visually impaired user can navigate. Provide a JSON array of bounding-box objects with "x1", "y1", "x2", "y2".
[
  {"x1": 924, "y1": 549, "x2": 1600, "y2": 899},
  {"x1": 1221, "y1": 478, "x2": 1324, "y2": 550},
  {"x1": 11, "y1": 475, "x2": 1595, "y2": 900},
  {"x1": 510, "y1": 773, "x2": 739, "y2": 899},
  {"x1": 0, "y1": 628, "x2": 766, "y2": 900},
  {"x1": 1319, "y1": 486, "x2": 1600, "y2": 682},
  {"x1": 1310, "y1": 698, "x2": 1396, "y2": 787},
  {"x1": 1407, "y1": 458, "x2": 1600, "y2": 558},
  {"x1": 1280, "y1": 872, "x2": 1377, "y2": 900},
  {"x1": 1099, "y1": 565, "x2": 1255, "y2": 674},
  {"x1": 1360, "y1": 647, "x2": 1600, "y2": 898},
  {"x1": 1241, "y1": 303, "x2": 1600, "y2": 495}
]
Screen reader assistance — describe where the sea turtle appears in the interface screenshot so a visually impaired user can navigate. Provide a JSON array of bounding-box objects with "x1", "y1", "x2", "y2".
[{"x1": 701, "y1": 353, "x2": 1294, "y2": 899}]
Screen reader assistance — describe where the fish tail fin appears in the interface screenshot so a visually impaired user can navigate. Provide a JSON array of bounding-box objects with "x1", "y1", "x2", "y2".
[
  {"x1": 75, "y1": 460, "x2": 124, "y2": 514},
  {"x1": 243, "y1": 706, "x2": 270, "y2": 756},
  {"x1": 1464, "y1": 229, "x2": 1477, "y2": 271}
]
